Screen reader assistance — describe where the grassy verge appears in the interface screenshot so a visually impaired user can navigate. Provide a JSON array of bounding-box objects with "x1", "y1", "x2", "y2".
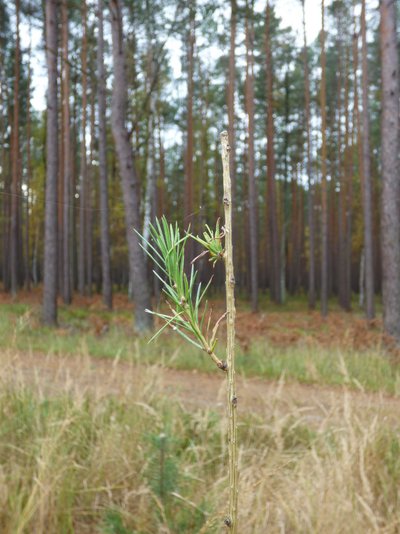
[
  {"x1": 1, "y1": 352, "x2": 400, "y2": 532},
  {"x1": 1, "y1": 301, "x2": 400, "y2": 532},
  {"x1": 0, "y1": 302, "x2": 399, "y2": 395}
]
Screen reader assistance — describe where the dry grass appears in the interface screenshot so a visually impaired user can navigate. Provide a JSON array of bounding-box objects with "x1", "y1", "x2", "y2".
[
  {"x1": 239, "y1": 388, "x2": 400, "y2": 533},
  {"x1": 0, "y1": 347, "x2": 400, "y2": 533}
]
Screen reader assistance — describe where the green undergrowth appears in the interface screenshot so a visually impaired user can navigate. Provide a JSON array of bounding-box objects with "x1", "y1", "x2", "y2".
[
  {"x1": 0, "y1": 302, "x2": 398, "y2": 396},
  {"x1": 0, "y1": 369, "x2": 324, "y2": 532},
  {"x1": 0, "y1": 379, "x2": 219, "y2": 532}
]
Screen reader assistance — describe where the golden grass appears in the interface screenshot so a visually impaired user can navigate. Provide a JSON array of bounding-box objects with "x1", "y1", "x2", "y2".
[{"x1": 0, "y1": 347, "x2": 400, "y2": 533}]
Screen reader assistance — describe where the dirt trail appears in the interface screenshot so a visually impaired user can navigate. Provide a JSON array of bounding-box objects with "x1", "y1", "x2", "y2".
[{"x1": 2, "y1": 350, "x2": 400, "y2": 428}]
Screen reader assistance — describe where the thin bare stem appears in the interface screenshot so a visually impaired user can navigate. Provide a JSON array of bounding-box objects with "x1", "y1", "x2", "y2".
[{"x1": 220, "y1": 130, "x2": 238, "y2": 532}]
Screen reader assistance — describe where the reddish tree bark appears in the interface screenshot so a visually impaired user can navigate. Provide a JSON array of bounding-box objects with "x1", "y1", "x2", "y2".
[
  {"x1": 228, "y1": 0, "x2": 237, "y2": 265},
  {"x1": 78, "y1": 0, "x2": 88, "y2": 296},
  {"x1": 245, "y1": 0, "x2": 258, "y2": 312},
  {"x1": 320, "y1": 0, "x2": 328, "y2": 317}
]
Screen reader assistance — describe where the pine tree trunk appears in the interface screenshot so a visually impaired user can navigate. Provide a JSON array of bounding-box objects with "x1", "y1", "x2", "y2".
[
  {"x1": 184, "y1": 0, "x2": 195, "y2": 264},
  {"x1": 353, "y1": 22, "x2": 364, "y2": 305},
  {"x1": 265, "y1": 1, "x2": 281, "y2": 304},
  {"x1": 143, "y1": 7, "x2": 157, "y2": 250},
  {"x1": 61, "y1": 0, "x2": 71, "y2": 304},
  {"x1": 245, "y1": 0, "x2": 258, "y2": 312},
  {"x1": 281, "y1": 70, "x2": 290, "y2": 301},
  {"x1": 328, "y1": 156, "x2": 336, "y2": 297},
  {"x1": 43, "y1": 0, "x2": 59, "y2": 325},
  {"x1": 342, "y1": 45, "x2": 354, "y2": 311},
  {"x1": 78, "y1": 0, "x2": 87, "y2": 296},
  {"x1": 302, "y1": 0, "x2": 315, "y2": 309},
  {"x1": 342, "y1": 44, "x2": 352, "y2": 311},
  {"x1": 10, "y1": 0, "x2": 20, "y2": 297},
  {"x1": 289, "y1": 174, "x2": 297, "y2": 294},
  {"x1": 228, "y1": 0, "x2": 237, "y2": 265},
  {"x1": 157, "y1": 117, "x2": 166, "y2": 219},
  {"x1": 359, "y1": 248, "x2": 365, "y2": 308},
  {"x1": 360, "y1": 0, "x2": 375, "y2": 319},
  {"x1": 282, "y1": 70, "x2": 291, "y2": 302},
  {"x1": 297, "y1": 179, "x2": 304, "y2": 292},
  {"x1": 25, "y1": 47, "x2": 32, "y2": 291},
  {"x1": 380, "y1": 0, "x2": 400, "y2": 340},
  {"x1": 336, "y1": 17, "x2": 345, "y2": 309},
  {"x1": 197, "y1": 72, "x2": 209, "y2": 261},
  {"x1": 320, "y1": 0, "x2": 328, "y2": 317},
  {"x1": 110, "y1": 0, "x2": 152, "y2": 332},
  {"x1": 71, "y1": 77, "x2": 78, "y2": 291},
  {"x1": 58, "y1": 58, "x2": 64, "y2": 296},
  {"x1": 86, "y1": 88, "x2": 95, "y2": 297},
  {"x1": 32, "y1": 220, "x2": 39, "y2": 286},
  {"x1": 0, "y1": 69, "x2": 6, "y2": 289},
  {"x1": 2, "y1": 102, "x2": 11, "y2": 290},
  {"x1": 142, "y1": 112, "x2": 155, "y2": 246},
  {"x1": 97, "y1": 0, "x2": 112, "y2": 309}
]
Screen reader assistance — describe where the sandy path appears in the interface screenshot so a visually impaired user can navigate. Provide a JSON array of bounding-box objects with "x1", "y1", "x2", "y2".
[{"x1": 2, "y1": 350, "x2": 400, "y2": 428}]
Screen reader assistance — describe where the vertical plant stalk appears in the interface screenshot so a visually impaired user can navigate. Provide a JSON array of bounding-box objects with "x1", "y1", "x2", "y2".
[{"x1": 220, "y1": 131, "x2": 238, "y2": 532}]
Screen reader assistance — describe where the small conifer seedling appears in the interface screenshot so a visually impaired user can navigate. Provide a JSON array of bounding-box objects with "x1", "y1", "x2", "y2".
[{"x1": 139, "y1": 131, "x2": 238, "y2": 532}]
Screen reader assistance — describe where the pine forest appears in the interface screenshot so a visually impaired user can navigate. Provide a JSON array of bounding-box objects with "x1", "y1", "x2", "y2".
[{"x1": 0, "y1": 1, "x2": 400, "y2": 532}]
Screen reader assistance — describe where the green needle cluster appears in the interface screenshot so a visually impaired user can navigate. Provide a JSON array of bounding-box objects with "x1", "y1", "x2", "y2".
[
  {"x1": 192, "y1": 220, "x2": 225, "y2": 266},
  {"x1": 138, "y1": 217, "x2": 227, "y2": 370}
]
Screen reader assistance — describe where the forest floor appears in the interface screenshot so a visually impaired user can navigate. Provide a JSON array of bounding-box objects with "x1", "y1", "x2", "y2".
[{"x1": 0, "y1": 287, "x2": 393, "y2": 353}]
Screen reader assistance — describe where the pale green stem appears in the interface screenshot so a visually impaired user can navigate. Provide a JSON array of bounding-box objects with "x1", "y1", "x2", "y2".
[
  {"x1": 220, "y1": 130, "x2": 238, "y2": 532},
  {"x1": 179, "y1": 303, "x2": 227, "y2": 370}
]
